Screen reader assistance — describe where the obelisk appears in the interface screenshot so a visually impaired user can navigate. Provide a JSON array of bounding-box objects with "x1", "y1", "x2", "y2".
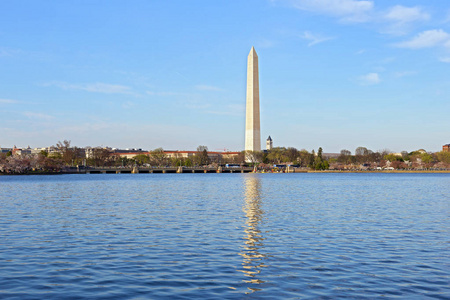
[{"x1": 245, "y1": 47, "x2": 261, "y2": 152}]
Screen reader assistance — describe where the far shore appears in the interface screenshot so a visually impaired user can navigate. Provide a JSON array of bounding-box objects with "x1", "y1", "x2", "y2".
[
  {"x1": 1, "y1": 169, "x2": 450, "y2": 176},
  {"x1": 303, "y1": 170, "x2": 450, "y2": 173}
]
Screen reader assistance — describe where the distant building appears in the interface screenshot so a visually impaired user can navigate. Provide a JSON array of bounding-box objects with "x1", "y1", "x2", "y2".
[
  {"x1": 12, "y1": 146, "x2": 32, "y2": 156},
  {"x1": 85, "y1": 146, "x2": 113, "y2": 158},
  {"x1": 113, "y1": 150, "x2": 241, "y2": 162},
  {"x1": 109, "y1": 148, "x2": 145, "y2": 159},
  {"x1": 31, "y1": 146, "x2": 60, "y2": 155},
  {"x1": 0, "y1": 147, "x2": 12, "y2": 154},
  {"x1": 266, "y1": 136, "x2": 273, "y2": 151},
  {"x1": 164, "y1": 150, "x2": 240, "y2": 162},
  {"x1": 443, "y1": 144, "x2": 450, "y2": 152}
]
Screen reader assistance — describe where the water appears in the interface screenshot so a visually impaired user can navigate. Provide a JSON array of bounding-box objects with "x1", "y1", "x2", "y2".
[{"x1": 0, "y1": 173, "x2": 449, "y2": 299}]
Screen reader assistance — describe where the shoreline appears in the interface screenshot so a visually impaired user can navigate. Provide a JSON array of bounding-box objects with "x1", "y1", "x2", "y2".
[
  {"x1": 1, "y1": 170, "x2": 450, "y2": 176},
  {"x1": 304, "y1": 170, "x2": 450, "y2": 174}
]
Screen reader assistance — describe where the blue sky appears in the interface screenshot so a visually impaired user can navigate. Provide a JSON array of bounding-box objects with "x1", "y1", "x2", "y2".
[{"x1": 1, "y1": 0, "x2": 449, "y2": 153}]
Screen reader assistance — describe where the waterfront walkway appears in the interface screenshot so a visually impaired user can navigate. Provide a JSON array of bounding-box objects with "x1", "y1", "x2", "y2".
[{"x1": 67, "y1": 166, "x2": 256, "y2": 174}]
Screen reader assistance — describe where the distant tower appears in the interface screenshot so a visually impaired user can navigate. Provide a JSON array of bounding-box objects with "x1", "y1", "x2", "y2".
[
  {"x1": 245, "y1": 47, "x2": 261, "y2": 152},
  {"x1": 266, "y1": 136, "x2": 273, "y2": 151}
]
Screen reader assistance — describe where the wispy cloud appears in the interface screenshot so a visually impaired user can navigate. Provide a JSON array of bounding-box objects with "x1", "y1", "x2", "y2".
[
  {"x1": 384, "y1": 5, "x2": 429, "y2": 24},
  {"x1": 394, "y1": 71, "x2": 417, "y2": 78},
  {"x1": 279, "y1": 0, "x2": 374, "y2": 22},
  {"x1": 395, "y1": 29, "x2": 450, "y2": 49},
  {"x1": 438, "y1": 57, "x2": 450, "y2": 63},
  {"x1": 147, "y1": 85, "x2": 223, "y2": 97},
  {"x1": 382, "y1": 5, "x2": 430, "y2": 35},
  {"x1": 276, "y1": 1, "x2": 432, "y2": 37},
  {"x1": 444, "y1": 10, "x2": 450, "y2": 23},
  {"x1": 23, "y1": 112, "x2": 54, "y2": 120},
  {"x1": 183, "y1": 99, "x2": 211, "y2": 110},
  {"x1": 358, "y1": 72, "x2": 381, "y2": 85},
  {"x1": 300, "y1": 31, "x2": 335, "y2": 46},
  {"x1": 195, "y1": 85, "x2": 224, "y2": 92},
  {"x1": 205, "y1": 104, "x2": 245, "y2": 116},
  {"x1": 0, "y1": 98, "x2": 18, "y2": 104},
  {"x1": 122, "y1": 101, "x2": 135, "y2": 109},
  {"x1": 45, "y1": 81, "x2": 134, "y2": 95},
  {"x1": 0, "y1": 47, "x2": 23, "y2": 57},
  {"x1": 147, "y1": 91, "x2": 186, "y2": 96},
  {"x1": 255, "y1": 39, "x2": 276, "y2": 49}
]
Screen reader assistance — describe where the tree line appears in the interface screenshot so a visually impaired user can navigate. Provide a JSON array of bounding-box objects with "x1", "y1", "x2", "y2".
[
  {"x1": 1, "y1": 141, "x2": 450, "y2": 174},
  {"x1": 334, "y1": 147, "x2": 450, "y2": 170}
]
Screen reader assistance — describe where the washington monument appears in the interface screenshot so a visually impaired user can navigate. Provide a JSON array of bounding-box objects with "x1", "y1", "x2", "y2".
[{"x1": 245, "y1": 47, "x2": 261, "y2": 152}]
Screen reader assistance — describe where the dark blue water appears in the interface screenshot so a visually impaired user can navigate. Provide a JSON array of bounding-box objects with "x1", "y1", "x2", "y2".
[{"x1": 0, "y1": 173, "x2": 449, "y2": 299}]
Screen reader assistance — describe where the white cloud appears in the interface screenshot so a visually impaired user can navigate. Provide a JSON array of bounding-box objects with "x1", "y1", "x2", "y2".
[
  {"x1": 384, "y1": 6, "x2": 429, "y2": 24},
  {"x1": 438, "y1": 57, "x2": 450, "y2": 63},
  {"x1": 45, "y1": 81, "x2": 133, "y2": 94},
  {"x1": 255, "y1": 39, "x2": 276, "y2": 48},
  {"x1": 195, "y1": 85, "x2": 223, "y2": 91},
  {"x1": 394, "y1": 71, "x2": 417, "y2": 78},
  {"x1": 300, "y1": 31, "x2": 335, "y2": 46},
  {"x1": 122, "y1": 101, "x2": 135, "y2": 109},
  {"x1": 445, "y1": 40, "x2": 450, "y2": 48},
  {"x1": 276, "y1": 1, "x2": 434, "y2": 37},
  {"x1": 0, "y1": 47, "x2": 23, "y2": 57},
  {"x1": 0, "y1": 98, "x2": 18, "y2": 104},
  {"x1": 0, "y1": 49, "x2": 13, "y2": 57},
  {"x1": 444, "y1": 10, "x2": 450, "y2": 23},
  {"x1": 358, "y1": 72, "x2": 380, "y2": 85},
  {"x1": 83, "y1": 83, "x2": 132, "y2": 94},
  {"x1": 182, "y1": 99, "x2": 211, "y2": 110},
  {"x1": 381, "y1": 6, "x2": 430, "y2": 35},
  {"x1": 206, "y1": 104, "x2": 245, "y2": 116},
  {"x1": 146, "y1": 91, "x2": 185, "y2": 96},
  {"x1": 23, "y1": 112, "x2": 54, "y2": 120},
  {"x1": 282, "y1": 0, "x2": 374, "y2": 22},
  {"x1": 395, "y1": 29, "x2": 450, "y2": 49}
]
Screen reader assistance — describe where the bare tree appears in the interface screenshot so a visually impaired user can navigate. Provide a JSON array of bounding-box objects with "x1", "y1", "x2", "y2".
[
  {"x1": 56, "y1": 140, "x2": 83, "y2": 166},
  {"x1": 338, "y1": 149, "x2": 352, "y2": 164},
  {"x1": 245, "y1": 150, "x2": 263, "y2": 164},
  {"x1": 56, "y1": 140, "x2": 72, "y2": 165},
  {"x1": 340, "y1": 149, "x2": 351, "y2": 156},
  {"x1": 355, "y1": 147, "x2": 369, "y2": 156},
  {"x1": 88, "y1": 148, "x2": 113, "y2": 167},
  {"x1": 150, "y1": 148, "x2": 167, "y2": 166},
  {"x1": 197, "y1": 145, "x2": 208, "y2": 152},
  {"x1": 231, "y1": 151, "x2": 245, "y2": 164},
  {"x1": 193, "y1": 146, "x2": 210, "y2": 166}
]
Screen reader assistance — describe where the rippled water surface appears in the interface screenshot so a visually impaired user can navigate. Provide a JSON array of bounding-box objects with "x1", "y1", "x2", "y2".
[{"x1": 0, "y1": 173, "x2": 449, "y2": 299}]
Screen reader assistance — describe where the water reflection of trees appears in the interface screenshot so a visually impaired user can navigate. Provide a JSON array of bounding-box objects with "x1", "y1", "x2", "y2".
[{"x1": 239, "y1": 175, "x2": 267, "y2": 293}]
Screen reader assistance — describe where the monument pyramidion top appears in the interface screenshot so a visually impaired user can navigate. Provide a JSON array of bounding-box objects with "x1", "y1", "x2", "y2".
[{"x1": 249, "y1": 46, "x2": 258, "y2": 57}]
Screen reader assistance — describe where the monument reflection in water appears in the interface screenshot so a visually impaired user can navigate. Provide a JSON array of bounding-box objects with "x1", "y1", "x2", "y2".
[{"x1": 239, "y1": 175, "x2": 267, "y2": 293}]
